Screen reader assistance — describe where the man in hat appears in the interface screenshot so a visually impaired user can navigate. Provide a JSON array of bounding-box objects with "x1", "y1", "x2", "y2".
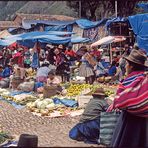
[
  {"x1": 69, "y1": 88, "x2": 109, "y2": 144},
  {"x1": 108, "y1": 49, "x2": 148, "y2": 147}
]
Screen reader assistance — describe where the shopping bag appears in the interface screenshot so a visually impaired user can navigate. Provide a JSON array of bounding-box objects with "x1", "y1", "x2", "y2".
[{"x1": 98, "y1": 111, "x2": 120, "y2": 146}]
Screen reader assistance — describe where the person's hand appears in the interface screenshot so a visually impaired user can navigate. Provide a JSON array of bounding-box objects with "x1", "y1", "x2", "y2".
[
  {"x1": 107, "y1": 104, "x2": 114, "y2": 112},
  {"x1": 114, "y1": 108, "x2": 121, "y2": 113}
]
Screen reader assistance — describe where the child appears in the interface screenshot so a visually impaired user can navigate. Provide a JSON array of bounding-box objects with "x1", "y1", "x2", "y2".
[{"x1": 47, "y1": 70, "x2": 61, "y2": 86}]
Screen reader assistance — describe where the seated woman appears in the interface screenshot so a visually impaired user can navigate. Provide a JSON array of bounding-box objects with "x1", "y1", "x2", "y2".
[
  {"x1": 47, "y1": 70, "x2": 61, "y2": 86},
  {"x1": 69, "y1": 88, "x2": 109, "y2": 144},
  {"x1": 108, "y1": 49, "x2": 148, "y2": 147},
  {"x1": 1, "y1": 63, "x2": 12, "y2": 78},
  {"x1": 94, "y1": 57, "x2": 107, "y2": 78},
  {"x1": 36, "y1": 61, "x2": 50, "y2": 83}
]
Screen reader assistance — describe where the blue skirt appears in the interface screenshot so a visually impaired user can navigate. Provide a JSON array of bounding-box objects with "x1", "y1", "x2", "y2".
[
  {"x1": 111, "y1": 111, "x2": 148, "y2": 147},
  {"x1": 31, "y1": 52, "x2": 39, "y2": 69},
  {"x1": 69, "y1": 119, "x2": 100, "y2": 144}
]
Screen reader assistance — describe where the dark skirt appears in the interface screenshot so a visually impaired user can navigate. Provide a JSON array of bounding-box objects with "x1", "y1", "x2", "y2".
[
  {"x1": 69, "y1": 119, "x2": 100, "y2": 144},
  {"x1": 111, "y1": 111, "x2": 148, "y2": 147}
]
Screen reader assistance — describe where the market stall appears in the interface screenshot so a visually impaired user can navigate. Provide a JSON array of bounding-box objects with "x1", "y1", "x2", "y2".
[{"x1": 0, "y1": 81, "x2": 117, "y2": 118}]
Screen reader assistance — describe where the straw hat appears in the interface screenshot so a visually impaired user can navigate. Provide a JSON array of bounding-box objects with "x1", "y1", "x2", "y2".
[{"x1": 124, "y1": 49, "x2": 148, "y2": 67}]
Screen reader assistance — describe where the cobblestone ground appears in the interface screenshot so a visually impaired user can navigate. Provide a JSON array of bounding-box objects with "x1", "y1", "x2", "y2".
[{"x1": 0, "y1": 100, "x2": 102, "y2": 147}]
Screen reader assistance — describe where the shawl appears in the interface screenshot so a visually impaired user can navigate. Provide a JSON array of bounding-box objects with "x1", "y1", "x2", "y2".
[{"x1": 108, "y1": 71, "x2": 148, "y2": 117}]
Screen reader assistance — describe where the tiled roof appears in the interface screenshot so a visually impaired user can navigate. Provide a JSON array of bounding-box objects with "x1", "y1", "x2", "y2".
[
  {"x1": 15, "y1": 13, "x2": 76, "y2": 21},
  {"x1": 0, "y1": 21, "x2": 21, "y2": 28}
]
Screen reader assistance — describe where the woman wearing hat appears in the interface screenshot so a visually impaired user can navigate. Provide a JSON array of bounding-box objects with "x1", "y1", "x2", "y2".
[
  {"x1": 78, "y1": 47, "x2": 95, "y2": 84},
  {"x1": 108, "y1": 49, "x2": 148, "y2": 147},
  {"x1": 69, "y1": 88, "x2": 109, "y2": 144}
]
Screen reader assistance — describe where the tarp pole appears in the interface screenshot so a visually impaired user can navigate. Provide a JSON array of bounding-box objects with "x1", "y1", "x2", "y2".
[
  {"x1": 110, "y1": 43, "x2": 112, "y2": 64},
  {"x1": 79, "y1": 1, "x2": 81, "y2": 18},
  {"x1": 115, "y1": 1, "x2": 118, "y2": 18}
]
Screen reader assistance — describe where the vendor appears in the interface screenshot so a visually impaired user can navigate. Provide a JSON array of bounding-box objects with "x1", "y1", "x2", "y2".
[
  {"x1": 94, "y1": 57, "x2": 107, "y2": 78},
  {"x1": 0, "y1": 63, "x2": 12, "y2": 78},
  {"x1": 24, "y1": 52, "x2": 31, "y2": 68},
  {"x1": 65, "y1": 46, "x2": 77, "y2": 64},
  {"x1": 108, "y1": 49, "x2": 148, "y2": 147},
  {"x1": 108, "y1": 61, "x2": 117, "y2": 76},
  {"x1": 78, "y1": 47, "x2": 95, "y2": 84},
  {"x1": 69, "y1": 88, "x2": 109, "y2": 144},
  {"x1": 47, "y1": 70, "x2": 61, "y2": 85},
  {"x1": 0, "y1": 65, "x2": 3, "y2": 80},
  {"x1": 36, "y1": 61, "x2": 50, "y2": 83}
]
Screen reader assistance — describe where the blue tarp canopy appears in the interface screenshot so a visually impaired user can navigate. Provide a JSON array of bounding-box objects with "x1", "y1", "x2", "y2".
[
  {"x1": 0, "y1": 31, "x2": 90, "y2": 47},
  {"x1": 4, "y1": 31, "x2": 75, "y2": 41},
  {"x1": 128, "y1": 13, "x2": 148, "y2": 53},
  {"x1": 71, "y1": 36, "x2": 90, "y2": 43},
  {"x1": 39, "y1": 36, "x2": 90, "y2": 45},
  {"x1": 75, "y1": 18, "x2": 107, "y2": 29},
  {"x1": 105, "y1": 17, "x2": 128, "y2": 29},
  {"x1": 137, "y1": 3, "x2": 148, "y2": 12}
]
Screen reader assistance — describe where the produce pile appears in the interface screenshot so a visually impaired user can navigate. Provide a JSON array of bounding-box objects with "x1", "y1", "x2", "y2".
[
  {"x1": 0, "y1": 83, "x2": 117, "y2": 118},
  {"x1": 0, "y1": 125, "x2": 12, "y2": 145},
  {"x1": 66, "y1": 83, "x2": 99, "y2": 96},
  {"x1": 26, "y1": 98, "x2": 80, "y2": 117},
  {"x1": 0, "y1": 88, "x2": 37, "y2": 105},
  {"x1": 27, "y1": 98, "x2": 55, "y2": 114}
]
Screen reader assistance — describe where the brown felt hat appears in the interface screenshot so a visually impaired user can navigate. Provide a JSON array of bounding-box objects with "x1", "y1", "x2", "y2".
[
  {"x1": 124, "y1": 49, "x2": 148, "y2": 67},
  {"x1": 92, "y1": 88, "x2": 106, "y2": 96}
]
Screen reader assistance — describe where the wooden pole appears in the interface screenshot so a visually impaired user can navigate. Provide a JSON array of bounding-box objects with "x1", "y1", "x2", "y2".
[
  {"x1": 115, "y1": 1, "x2": 118, "y2": 18},
  {"x1": 79, "y1": 1, "x2": 81, "y2": 18}
]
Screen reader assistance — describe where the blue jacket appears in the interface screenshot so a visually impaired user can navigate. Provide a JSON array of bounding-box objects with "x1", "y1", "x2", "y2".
[
  {"x1": 108, "y1": 66, "x2": 116, "y2": 76},
  {"x1": 1, "y1": 67, "x2": 11, "y2": 78}
]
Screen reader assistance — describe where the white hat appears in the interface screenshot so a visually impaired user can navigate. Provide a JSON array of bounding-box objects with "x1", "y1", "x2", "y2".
[
  {"x1": 46, "y1": 44, "x2": 53, "y2": 48},
  {"x1": 29, "y1": 48, "x2": 34, "y2": 54},
  {"x1": 43, "y1": 60, "x2": 50, "y2": 65},
  {"x1": 98, "y1": 48, "x2": 103, "y2": 52},
  {"x1": 18, "y1": 48, "x2": 23, "y2": 51}
]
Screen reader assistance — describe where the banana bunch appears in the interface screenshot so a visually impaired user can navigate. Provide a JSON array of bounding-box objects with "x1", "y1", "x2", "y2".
[{"x1": 66, "y1": 84, "x2": 93, "y2": 96}]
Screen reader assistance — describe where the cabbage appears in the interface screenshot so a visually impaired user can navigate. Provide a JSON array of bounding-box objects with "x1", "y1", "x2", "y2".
[
  {"x1": 39, "y1": 103, "x2": 46, "y2": 109},
  {"x1": 44, "y1": 99, "x2": 53, "y2": 104},
  {"x1": 46, "y1": 103, "x2": 55, "y2": 110},
  {"x1": 36, "y1": 101, "x2": 43, "y2": 109},
  {"x1": 42, "y1": 100, "x2": 49, "y2": 107},
  {"x1": 34, "y1": 99, "x2": 41, "y2": 107}
]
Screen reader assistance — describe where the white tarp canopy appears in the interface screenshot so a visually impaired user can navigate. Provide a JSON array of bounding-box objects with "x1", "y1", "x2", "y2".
[{"x1": 91, "y1": 36, "x2": 126, "y2": 47}]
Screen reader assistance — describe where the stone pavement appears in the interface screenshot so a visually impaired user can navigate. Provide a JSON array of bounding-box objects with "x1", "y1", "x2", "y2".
[{"x1": 0, "y1": 100, "x2": 102, "y2": 147}]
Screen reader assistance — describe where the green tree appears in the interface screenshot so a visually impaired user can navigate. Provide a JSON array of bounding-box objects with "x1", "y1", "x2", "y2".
[
  {"x1": 67, "y1": 1, "x2": 101, "y2": 20},
  {"x1": 66, "y1": 0, "x2": 140, "y2": 20}
]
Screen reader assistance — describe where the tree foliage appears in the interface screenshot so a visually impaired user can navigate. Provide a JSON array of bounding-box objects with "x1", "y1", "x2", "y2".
[{"x1": 66, "y1": 0, "x2": 141, "y2": 20}]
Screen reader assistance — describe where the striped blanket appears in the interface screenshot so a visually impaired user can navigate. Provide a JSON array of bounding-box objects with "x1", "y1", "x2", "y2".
[{"x1": 108, "y1": 71, "x2": 148, "y2": 117}]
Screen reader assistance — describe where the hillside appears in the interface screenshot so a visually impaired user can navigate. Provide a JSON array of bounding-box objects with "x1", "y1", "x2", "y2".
[{"x1": 0, "y1": 1, "x2": 78, "y2": 21}]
